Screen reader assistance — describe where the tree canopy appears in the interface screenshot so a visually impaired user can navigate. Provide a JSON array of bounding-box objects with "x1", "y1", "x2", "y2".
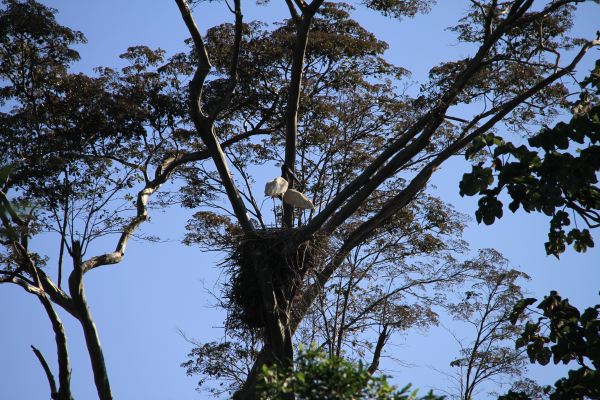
[{"x1": 0, "y1": 0, "x2": 599, "y2": 399}]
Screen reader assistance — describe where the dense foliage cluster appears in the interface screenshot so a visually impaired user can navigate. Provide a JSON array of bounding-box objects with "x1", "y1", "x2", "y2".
[
  {"x1": 505, "y1": 292, "x2": 600, "y2": 400},
  {"x1": 257, "y1": 347, "x2": 444, "y2": 400},
  {"x1": 461, "y1": 60, "x2": 600, "y2": 257}
]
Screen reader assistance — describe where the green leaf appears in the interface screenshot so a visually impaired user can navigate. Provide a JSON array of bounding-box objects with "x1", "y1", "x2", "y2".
[{"x1": 510, "y1": 298, "x2": 537, "y2": 325}]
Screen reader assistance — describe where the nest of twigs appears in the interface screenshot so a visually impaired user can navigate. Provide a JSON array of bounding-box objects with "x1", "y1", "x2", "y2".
[{"x1": 223, "y1": 228, "x2": 327, "y2": 336}]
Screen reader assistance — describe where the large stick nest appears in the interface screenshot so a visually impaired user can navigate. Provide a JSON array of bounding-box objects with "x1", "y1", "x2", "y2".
[{"x1": 223, "y1": 228, "x2": 328, "y2": 336}]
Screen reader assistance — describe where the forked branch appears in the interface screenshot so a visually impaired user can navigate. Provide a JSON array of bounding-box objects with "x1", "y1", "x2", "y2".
[
  {"x1": 301, "y1": 0, "x2": 589, "y2": 239},
  {"x1": 37, "y1": 295, "x2": 73, "y2": 400},
  {"x1": 175, "y1": 0, "x2": 254, "y2": 233},
  {"x1": 294, "y1": 36, "x2": 599, "y2": 333},
  {"x1": 81, "y1": 128, "x2": 267, "y2": 274},
  {"x1": 346, "y1": 34, "x2": 599, "y2": 251}
]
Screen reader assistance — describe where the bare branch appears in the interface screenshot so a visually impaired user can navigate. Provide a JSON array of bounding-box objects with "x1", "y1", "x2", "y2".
[
  {"x1": 31, "y1": 345, "x2": 58, "y2": 399},
  {"x1": 209, "y1": 0, "x2": 243, "y2": 120},
  {"x1": 81, "y1": 128, "x2": 268, "y2": 274},
  {"x1": 37, "y1": 295, "x2": 73, "y2": 400},
  {"x1": 0, "y1": 275, "x2": 42, "y2": 295}
]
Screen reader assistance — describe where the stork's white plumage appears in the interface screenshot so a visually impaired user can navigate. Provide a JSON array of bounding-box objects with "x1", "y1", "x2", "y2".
[
  {"x1": 283, "y1": 189, "x2": 314, "y2": 209},
  {"x1": 264, "y1": 177, "x2": 288, "y2": 198}
]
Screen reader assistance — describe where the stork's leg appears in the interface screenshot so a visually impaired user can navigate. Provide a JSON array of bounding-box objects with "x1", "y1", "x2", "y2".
[{"x1": 272, "y1": 197, "x2": 278, "y2": 228}]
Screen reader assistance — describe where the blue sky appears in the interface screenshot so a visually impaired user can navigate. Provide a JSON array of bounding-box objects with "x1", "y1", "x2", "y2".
[{"x1": 0, "y1": 1, "x2": 599, "y2": 399}]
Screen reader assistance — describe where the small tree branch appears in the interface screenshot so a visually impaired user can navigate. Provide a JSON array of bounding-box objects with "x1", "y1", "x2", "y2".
[
  {"x1": 81, "y1": 129, "x2": 268, "y2": 274},
  {"x1": 31, "y1": 345, "x2": 58, "y2": 399},
  {"x1": 367, "y1": 325, "x2": 388, "y2": 375}
]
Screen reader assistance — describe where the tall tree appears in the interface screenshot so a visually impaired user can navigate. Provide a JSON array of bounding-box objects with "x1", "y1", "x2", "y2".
[
  {"x1": 1, "y1": 1, "x2": 599, "y2": 399},
  {"x1": 0, "y1": 2, "x2": 209, "y2": 399},
  {"x1": 445, "y1": 253, "x2": 529, "y2": 400},
  {"x1": 172, "y1": 1, "x2": 600, "y2": 398}
]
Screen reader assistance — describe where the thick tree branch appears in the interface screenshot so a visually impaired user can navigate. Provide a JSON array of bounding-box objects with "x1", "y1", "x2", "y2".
[
  {"x1": 234, "y1": 350, "x2": 272, "y2": 400},
  {"x1": 0, "y1": 275, "x2": 41, "y2": 295},
  {"x1": 174, "y1": 0, "x2": 211, "y2": 106},
  {"x1": 302, "y1": 5, "x2": 522, "y2": 238},
  {"x1": 293, "y1": 36, "x2": 598, "y2": 333},
  {"x1": 347, "y1": 35, "x2": 598, "y2": 249},
  {"x1": 68, "y1": 241, "x2": 112, "y2": 400},
  {"x1": 57, "y1": 168, "x2": 69, "y2": 289},
  {"x1": 37, "y1": 295, "x2": 73, "y2": 400},
  {"x1": 36, "y1": 268, "x2": 78, "y2": 318},
  {"x1": 209, "y1": 0, "x2": 242, "y2": 121},
  {"x1": 4, "y1": 247, "x2": 73, "y2": 399},
  {"x1": 301, "y1": 2, "x2": 593, "y2": 239},
  {"x1": 175, "y1": 0, "x2": 254, "y2": 233},
  {"x1": 282, "y1": 0, "x2": 324, "y2": 227},
  {"x1": 5, "y1": 240, "x2": 78, "y2": 317},
  {"x1": 284, "y1": 0, "x2": 301, "y2": 23},
  {"x1": 367, "y1": 325, "x2": 388, "y2": 375}
]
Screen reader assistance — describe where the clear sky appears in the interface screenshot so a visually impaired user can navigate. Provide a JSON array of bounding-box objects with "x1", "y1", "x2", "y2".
[{"x1": 0, "y1": 1, "x2": 599, "y2": 399}]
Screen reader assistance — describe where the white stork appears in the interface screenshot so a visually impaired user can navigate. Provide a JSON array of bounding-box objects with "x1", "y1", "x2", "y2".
[
  {"x1": 264, "y1": 177, "x2": 288, "y2": 198},
  {"x1": 283, "y1": 189, "x2": 314, "y2": 209}
]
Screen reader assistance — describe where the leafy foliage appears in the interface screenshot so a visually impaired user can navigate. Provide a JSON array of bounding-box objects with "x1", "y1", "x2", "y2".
[
  {"x1": 257, "y1": 347, "x2": 444, "y2": 400},
  {"x1": 506, "y1": 292, "x2": 600, "y2": 400},
  {"x1": 502, "y1": 378, "x2": 553, "y2": 400},
  {"x1": 461, "y1": 62, "x2": 600, "y2": 257},
  {"x1": 0, "y1": 0, "x2": 199, "y2": 257},
  {"x1": 182, "y1": 6, "x2": 474, "y2": 389},
  {"x1": 181, "y1": 335, "x2": 261, "y2": 397},
  {"x1": 361, "y1": 0, "x2": 435, "y2": 19}
]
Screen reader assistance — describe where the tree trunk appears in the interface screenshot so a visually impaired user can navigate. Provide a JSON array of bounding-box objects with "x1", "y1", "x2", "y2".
[
  {"x1": 234, "y1": 254, "x2": 297, "y2": 400},
  {"x1": 234, "y1": 336, "x2": 294, "y2": 400},
  {"x1": 38, "y1": 295, "x2": 73, "y2": 400},
  {"x1": 69, "y1": 241, "x2": 113, "y2": 400}
]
